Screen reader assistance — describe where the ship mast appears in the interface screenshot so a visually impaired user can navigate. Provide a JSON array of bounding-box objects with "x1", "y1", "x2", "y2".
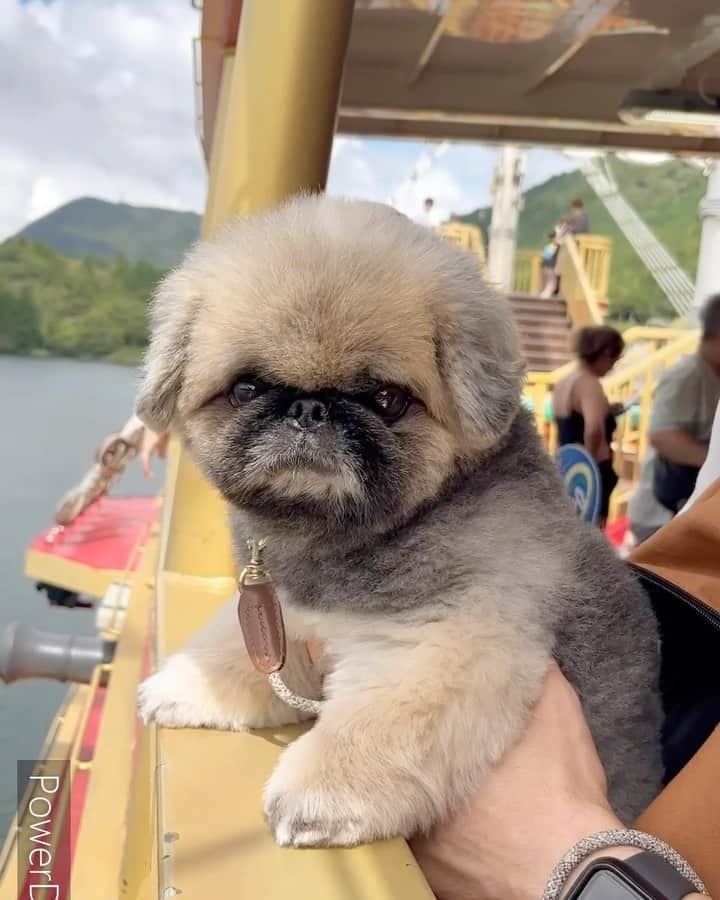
[
  {"x1": 487, "y1": 145, "x2": 526, "y2": 292},
  {"x1": 693, "y1": 160, "x2": 720, "y2": 322}
]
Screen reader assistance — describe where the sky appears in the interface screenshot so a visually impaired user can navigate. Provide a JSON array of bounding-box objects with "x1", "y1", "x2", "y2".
[{"x1": 0, "y1": 0, "x2": 579, "y2": 240}]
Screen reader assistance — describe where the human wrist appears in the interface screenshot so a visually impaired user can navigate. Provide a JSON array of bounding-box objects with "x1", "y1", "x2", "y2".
[
  {"x1": 410, "y1": 804, "x2": 621, "y2": 900},
  {"x1": 536, "y1": 805, "x2": 625, "y2": 900},
  {"x1": 491, "y1": 803, "x2": 624, "y2": 900}
]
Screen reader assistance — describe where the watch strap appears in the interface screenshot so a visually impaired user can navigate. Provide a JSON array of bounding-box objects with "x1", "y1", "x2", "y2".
[
  {"x1": 542, "y1": 829, "x2": 707, "y2": 900},
  {"x1": 625, "y1": 851, "x2": 698, "y2": 900}
]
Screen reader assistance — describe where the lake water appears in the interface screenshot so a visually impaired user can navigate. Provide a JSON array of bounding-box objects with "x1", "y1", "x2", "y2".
[{"x1": 0, "y1": 356, "x2": 158, "y2": 834}]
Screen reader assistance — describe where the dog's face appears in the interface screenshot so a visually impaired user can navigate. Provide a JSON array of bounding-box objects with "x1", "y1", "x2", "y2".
[{"x1": 136, "y1": 196, "x2": 523, "y2": 531}]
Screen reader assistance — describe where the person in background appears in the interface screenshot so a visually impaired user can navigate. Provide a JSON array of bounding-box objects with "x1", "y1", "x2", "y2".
[
  {"x1": 548, "y1": 201, "x2": 588, "y2": 297},
  {"x1": 540, "y1": 217, "x2": 572, "y2": 298},
  {"x1": 540, "y1": 229, "x2": 560, "y2": 297},
  {"x1": 139, "y1": 425, "x2": 170, "y2": 478},
  {"x1": 628, "y1": 293, "x2": 720, "y2": 543},
  {"x1": 554, "y1": 325, "x2": 625, "y2": 525},
  {"x1": 416, "y1": 196, "x2": 443, "y2": 228},
  {"x1": 570, "y1": 196, "x2": 590, "y2": 234}
]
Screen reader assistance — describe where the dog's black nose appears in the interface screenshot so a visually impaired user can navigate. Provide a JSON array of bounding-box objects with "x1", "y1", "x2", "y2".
[{"x1": 287, "y1": 398, "x2": 328, "y2": 429}]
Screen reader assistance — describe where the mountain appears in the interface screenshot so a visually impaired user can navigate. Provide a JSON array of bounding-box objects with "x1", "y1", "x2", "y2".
[
  {"x1": 16, "y1": 197, "x2": 201, "y2": 269},
  {"x1": 459, "y1": 157, "x2": 706, "y2": 320}
]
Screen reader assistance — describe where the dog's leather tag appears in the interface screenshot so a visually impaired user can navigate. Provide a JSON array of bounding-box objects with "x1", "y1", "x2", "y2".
[{"x1": 237, "y1": 578, "x2": 287, "y2": 675}]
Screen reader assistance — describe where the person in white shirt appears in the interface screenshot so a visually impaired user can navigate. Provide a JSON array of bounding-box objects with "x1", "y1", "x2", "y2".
[
  {"x1": 628, "y1": 294, "x2": 720, "y2": 543},
  {"x1": 679, "y1": 395, "x2": 720, "y2": 514},
  {"x1": 415, "y1": 197, "x2": 443, "y2": 228}
]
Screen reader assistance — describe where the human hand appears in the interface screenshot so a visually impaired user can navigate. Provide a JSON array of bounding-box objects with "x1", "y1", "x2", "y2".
[
  {"x1": 412, "y1": 663, "x2": 625, "y2": 900},
  {"x1": 138, "y1": 427, "x2": 170, "y2": 479}
]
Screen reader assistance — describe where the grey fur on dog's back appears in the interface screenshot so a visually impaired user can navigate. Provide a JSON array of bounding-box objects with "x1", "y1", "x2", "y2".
[{"x1": 235, "y1": 410, "x2": 663, "y2": 821}]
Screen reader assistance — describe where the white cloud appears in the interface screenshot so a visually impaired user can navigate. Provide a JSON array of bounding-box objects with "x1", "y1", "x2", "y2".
[
  {"x1": 327, "y1": 140, "x2": 482, "y2": 221},
  {"x1": 0, "y1": 0, "x2": 204, "y2": 239},
  {"x1": 390, "y1": 166, "x2": 464, "y2": 222},
  {"x1": 327, "y1": 138, "x2": 386, "y2": 202},
  {"x1": 27, "y1": 176, "x2": 67, "y2": 223}
]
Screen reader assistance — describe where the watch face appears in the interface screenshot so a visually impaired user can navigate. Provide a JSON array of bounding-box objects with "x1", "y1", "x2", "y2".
[{"x1": 580, "y1": 870, "x2": 647, "y2": 900}]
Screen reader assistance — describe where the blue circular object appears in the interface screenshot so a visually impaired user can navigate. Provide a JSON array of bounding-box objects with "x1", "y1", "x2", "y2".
[{"x1": 556, "y1": 443, "x2": 601, "y2": 524}]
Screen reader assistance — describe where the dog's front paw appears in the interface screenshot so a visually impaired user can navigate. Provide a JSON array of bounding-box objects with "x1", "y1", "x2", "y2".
[
  {"x1": 264, "y1": 728, "x2": 419, "y2": 847},
  {"x1": 138, "y1": 651, "x2": 303, "y2": 730},
  {"x1": 138, "y1": 662, "x2": 210, "y2": 729}
]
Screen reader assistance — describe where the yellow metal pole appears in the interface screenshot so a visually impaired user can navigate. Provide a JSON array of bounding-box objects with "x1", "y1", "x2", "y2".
[
  {"x1": 161, "y1": 0, "x2": 355, "y2": 578},
  {"x1": 204, "y1": 0, "x2": 354, "y2": 234},
  {"x1": 201, "y1": 49, "x2": 235, "y2": 239},
  {"x1": 530, "y1": 252, "x2": 542, "y2": 294},
  {"x1": 159, "y1": 52, "x2": 237, "y2": 579}
]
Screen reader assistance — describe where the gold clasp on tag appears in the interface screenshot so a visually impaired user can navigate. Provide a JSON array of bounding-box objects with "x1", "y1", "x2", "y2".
[{"x1": 240, "y1": 537, "x2": 268, "y2": 585}]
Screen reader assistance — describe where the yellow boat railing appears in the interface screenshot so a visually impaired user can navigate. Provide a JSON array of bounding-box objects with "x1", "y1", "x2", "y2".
[
  {"x1": 515, "y1": 248, "x2": 542, "y2": 293},
  {"x1": 0, "y1": 503, "x2": 160, "y2": 900},
  {"x1": 560, "y1": 234, "x2": 605, "y2": 325},
  {"x1": 435, "y1": 222, "x2": 487, "y2": 274},
  {"x1": 575, "y1": 234, "x2": 612, "y2": 310},
  {"x1": 0, "y1": 685, "x2": 88, "y2": 896},
  {"x1": 70, "y1": 531, "x2": 159, "y2": 899},
  {"x1": 513, "y1": 234, "x2": 612, "y2": 323}
]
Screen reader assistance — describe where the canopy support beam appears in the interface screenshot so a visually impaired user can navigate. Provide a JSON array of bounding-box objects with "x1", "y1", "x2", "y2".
[{"x1": 526, "y1": 0, "x2": 623, "y2": 91}]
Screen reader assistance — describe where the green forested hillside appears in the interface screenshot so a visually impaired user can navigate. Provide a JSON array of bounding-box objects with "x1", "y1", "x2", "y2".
[
  {"x1": 16, "y1": 197, "x2": 201, "y2": 269},
  {"x1": 0, "y1": 240, "x2": 162, "y2": 364},
  {"x1": 460, "y1": 157, "x2": 706, "y2": 320}
]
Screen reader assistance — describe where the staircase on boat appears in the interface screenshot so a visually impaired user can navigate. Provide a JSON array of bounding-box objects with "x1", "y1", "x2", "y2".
[
  {"x1": 508, "y1": 292, "x2": 572, "y2": 372},
  {"x1": 510, "y1": 233, "x2": 612, "y2": 370}
]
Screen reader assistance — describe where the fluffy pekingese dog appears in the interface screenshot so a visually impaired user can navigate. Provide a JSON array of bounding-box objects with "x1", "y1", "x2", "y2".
[{"x1": 137, "y1": 195, "x2": 662, "y2": 847}]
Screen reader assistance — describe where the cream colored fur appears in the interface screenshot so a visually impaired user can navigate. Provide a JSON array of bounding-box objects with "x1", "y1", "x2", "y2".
[
  {"x1": 139, "y1": 593, "x2": 548, "y2": 846},
  {"x1": 138, "y1": 597, "x2": 320, "y2": 732}
]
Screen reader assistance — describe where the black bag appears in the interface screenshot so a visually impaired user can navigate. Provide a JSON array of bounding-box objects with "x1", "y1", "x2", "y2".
[{"x1": 653, "y1": 457, "x2": 700, "y2": 514}]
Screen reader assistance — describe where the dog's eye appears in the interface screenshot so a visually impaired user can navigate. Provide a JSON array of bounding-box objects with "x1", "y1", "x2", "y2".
[
  {"x1": 228, "y1": 378, "x2": 268, "y2": 408},
  {"x1": 372, "y1": 386, "x2": 411, "y2": 422}
]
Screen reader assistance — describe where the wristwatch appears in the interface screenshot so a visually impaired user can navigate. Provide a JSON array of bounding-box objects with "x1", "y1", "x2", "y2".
[{"x1": 565, "y1": 852, "x2": 699, "y2": 900}]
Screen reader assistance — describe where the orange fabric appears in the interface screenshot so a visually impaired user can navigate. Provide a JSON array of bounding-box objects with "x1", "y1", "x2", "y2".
[
  {"x1": 631, "y1": 478, "x2": 720, "y2": 616},
  {"x1": 630, "y1": 479, "x2": 720, "y2": 896},
  {"x1": 636, "y1": 727, "x2": 720, "y2": 898}
]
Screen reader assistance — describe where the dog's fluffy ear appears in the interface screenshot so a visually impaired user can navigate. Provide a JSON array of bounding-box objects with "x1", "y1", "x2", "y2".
[
  {"x1": 135, "y1": 270, "x2": 197, "y2": 432},
  {"x1": 437, "y1": 289, "x2": 525, "y2": 449}
]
